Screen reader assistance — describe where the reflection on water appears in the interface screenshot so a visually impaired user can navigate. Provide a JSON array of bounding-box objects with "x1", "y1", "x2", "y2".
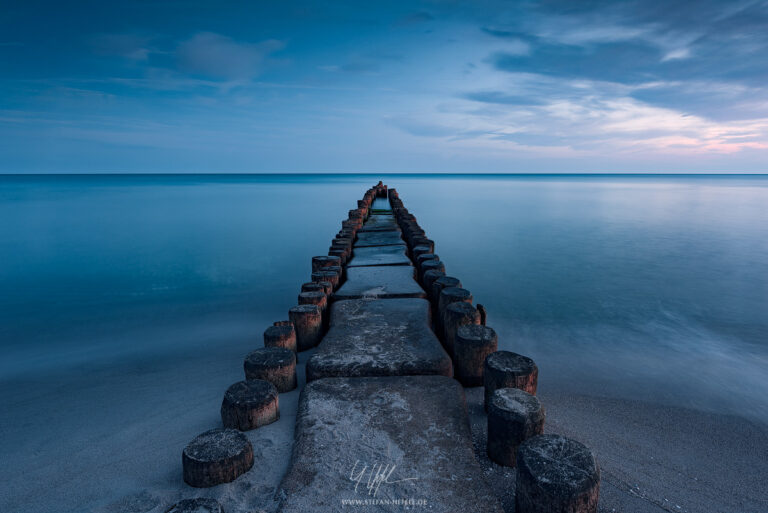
[{"x1": 1, "y1": 174, "x2": 767, "y2": 420}]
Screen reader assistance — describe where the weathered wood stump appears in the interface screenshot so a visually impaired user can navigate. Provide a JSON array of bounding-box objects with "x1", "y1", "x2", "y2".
[
  {"x1": 487, "y1": 387, "x2": 545, "y2": 466},
  {"x1": 333, "y1": 233, "x2": 353, "y2": 243},
  {"x1": 327, "y1": 248, "x2": 348, "y2": 265},
  {"x1": 477, "y1": 303, "x2": 488, "y2": 325},
  {"x1": 299, "y1": 290, "x2": 329, "y2": 328},
  {"x1": 298, "y1": 290, "x2": 327, "y2": 311},
  {"x1": 330, "y1": 246, "x2": 352, "y2": 259},
  {"x1": 443, "y1": 302, "x2": 481, "y2": 356},
  {"x1": 422, "y1": 269, "x2": 446, "y2": 295},
  {"x1": 412, "y1": 237, "x2": 435, "y2": 253},
  {"x1": 289, "y1": 304, "x2": 322, "y2": 350},
  {"x1": 437, "y1": 286, "x2": 472, "y2": 335},
  {"x1": 333, "y1": 233, "x2": 353, "y2": 244},
  {"x1": 403, "y1": 225, "x2": 421, "y2": 239},
  {"x1": 431, "y1": 275, "x2": 462, "y2": 302},
  {"x1": 311, "y1": 270, "x2": 339, "y2": 290},
  {"x1": 438, "y1": 286, "x2": 473, "y2": 317},
  {"x1": 311, "y1": 255, "x2": 341, "y2": 272},
  {"x1": 221, "y1": 379, "x2": 279, "y2": 431},
  {"x1": 263, "y1": 323, "x2": 297, "y2": 353},
  {"x1": 416, "y1": 252, "x2": 438, "y2": 268},
  {"x1": 244, "y1": 347, "x2": 297, "y2": 392},
  {"x1": 411, "y1": 244, "x2": 433, "y2": 260},
  {"x1": 515, "y1": 434, "x2": 600, "y2": 513},
  {"x1": 342, "y1": 219, "x2": 361, "y2": 231},
  {"x1": 182, "y1": 428, "x2": 254, "y2": 487},
  {"x1": 166, "y1": 498, "x2": 224, "y2": 513},
  {"x1": 303, "y1": 281, "x2": 332, "y2": 295},
  {"x1": 484, "y1": 350, "x2": 539, "y2": 410},
  {"x1": 420, "y1": 259, "x2": 445, "y2": 281},
  {"x1": 301, "y1": 282, "x2": 324, "y2": 294},
  {"x1": 324, "y1": 264, "x2": 343, "y2": 278},
  {"x1": 454, "y1": 324, "x2": 497, "y2": 386}
]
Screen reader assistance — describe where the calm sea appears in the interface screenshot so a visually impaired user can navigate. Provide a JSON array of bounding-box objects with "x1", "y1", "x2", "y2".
[{"x1": 1, "y1": 174, "x2": 767, "y2": 420}]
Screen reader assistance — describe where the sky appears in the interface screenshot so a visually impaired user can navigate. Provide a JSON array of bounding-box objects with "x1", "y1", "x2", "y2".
[{"x1": 2, "y1": 0, "x2": 768, "y2": 174}]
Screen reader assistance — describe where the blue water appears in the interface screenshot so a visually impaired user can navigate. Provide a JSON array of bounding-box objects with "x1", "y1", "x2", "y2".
[{"x1": 1, "y1": 174, "x2": 767, "y2": 421}]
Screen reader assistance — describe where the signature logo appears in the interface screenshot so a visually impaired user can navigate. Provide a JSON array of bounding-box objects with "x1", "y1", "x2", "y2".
[{"x1": 348, "y1": 460, "x2": 419, "y2": 497}]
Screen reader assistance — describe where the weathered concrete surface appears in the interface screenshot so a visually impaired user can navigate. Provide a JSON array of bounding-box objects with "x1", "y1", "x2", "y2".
[
  {"x1": 354, "y1": 230, "x2": 406, "y2": 247},
  {"x1": 276, "y1": 376, "x2": 503, "y2": 513},
  {"x1": 306, "y1": 298, "x2": 452, "y2": 381},
  {"x1": 359, "y1": 214, "x2": 400, "y2": 232},
  {"x1": 166, "y1": 498, "x2": 224, "y2": 513},
  {"x1": 334, "y1": 266, "x2": 427, "y2": 300},
  {"x1": 347, "y1": 245, "x2": 411, "y2": 267},
  {"x1": 371, "y1": 197, "x2": 392, "y2": 211}
]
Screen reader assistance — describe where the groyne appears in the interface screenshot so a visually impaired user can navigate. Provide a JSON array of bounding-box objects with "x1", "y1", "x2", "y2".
[{"x1": 171, "y1": 182, "x2": 600, "y2": 513}]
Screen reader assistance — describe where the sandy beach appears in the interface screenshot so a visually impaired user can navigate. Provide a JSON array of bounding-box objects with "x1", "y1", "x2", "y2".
[
  {"x1": 467, "y1": 385, "x2": 768, "y2": 513},
  {"x1": 1, "y1": 337, "x2": 765, "y2": 513}
]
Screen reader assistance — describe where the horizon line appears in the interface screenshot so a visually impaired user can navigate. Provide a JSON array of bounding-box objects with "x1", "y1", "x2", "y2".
[{"x1": 2, "y1": 172, "x2": 768, "y2": 177}]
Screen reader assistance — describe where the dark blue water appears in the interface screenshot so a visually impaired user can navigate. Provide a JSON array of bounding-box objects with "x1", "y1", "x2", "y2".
[{"x1": 1, "y1": 174, "x2": 767, "y2": 420}]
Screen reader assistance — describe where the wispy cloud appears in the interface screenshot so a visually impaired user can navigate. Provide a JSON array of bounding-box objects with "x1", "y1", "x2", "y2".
[
  {"x1": 176, "y1": 32, "x2": 284, "y2": 80},
  {"x1": 91, "y1": 33, "x2": 155, "y2": 61},
  {"x1": 661, "y1": 48, "x2": 692, "y2": 61},
  {"x1": 462, "y1": 91, "x2": 543, "y2": 105},
  {"x1": 406, "y1": 72, "x2": 768, "y2": 157}
]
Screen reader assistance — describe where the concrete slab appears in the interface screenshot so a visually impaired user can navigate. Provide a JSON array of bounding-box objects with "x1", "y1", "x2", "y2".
[
  {"x1": 275, "y1": 375, "x2": 503, "y2": 513},
  {"x1": 353, "y1": 230, "x2": 406, "y2": 248},
  {"x1": 306, "y1": 298, "x2": 452, "y2": 381},
  {"x1": 347, "y1": 245, "x2": 411, "y2": 267},
  {"x1": 333, "y1": 266, "x2": 426, "y2": 300},
  {"x1": 371, "y1": 197, "x2": 392, "y2": 211},
  {"x1": 359, "y1": 214, "x2": 400, "y2": 232}
]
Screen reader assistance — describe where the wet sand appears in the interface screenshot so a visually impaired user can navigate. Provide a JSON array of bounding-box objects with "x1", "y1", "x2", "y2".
[
  {"x1": 1, "y1": 348, "x2": 766, "y2": 513},
  {"x1": 468, "y1": 385, "x2": 768, "y2": 513}
]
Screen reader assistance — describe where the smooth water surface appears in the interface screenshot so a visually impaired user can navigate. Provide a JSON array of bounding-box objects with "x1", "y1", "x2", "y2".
[{"x1": 1, "y1": 174, "x2": 767, "y2": 421}]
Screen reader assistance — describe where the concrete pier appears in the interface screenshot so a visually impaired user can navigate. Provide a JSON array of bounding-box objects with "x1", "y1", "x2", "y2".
[{"x1": 176, "y1": 182, "x2": 599, "y2": 512}]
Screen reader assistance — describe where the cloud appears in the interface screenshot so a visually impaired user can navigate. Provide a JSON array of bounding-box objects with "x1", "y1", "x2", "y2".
[
  {"x1": 485, "y1": 0, "x2": 768, "y2": 86},
  {"x1": 319, "y1": 60, "x2": 381, "y2": 74},
  {"x1": 478, "y1": 1, "x2": 768, "y2": 129},
  {"x1": 176, "y1": 32, "x2": 283, "y2": 80},
  {"x1": 491, "y1": 41, "x2": 662, "y2": 85},
  {"x1": 462, "y1": 91, "x2": 543, "y2": 105},
  {"x1": 661, "y1": 48, "x2": 692, "y2": 61},
  {"x1": 91, "y1": 33, "x2": 155, "y2": 61},
  {"x1": 481, "y1": 27, "x2": 529, "y2": 40},
  {"x1": 389, "y1": 71, "x2": 768, "y2": 157},
  {"x1": 629, "y1": 80, "x2": 768, "y2": 122}
]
